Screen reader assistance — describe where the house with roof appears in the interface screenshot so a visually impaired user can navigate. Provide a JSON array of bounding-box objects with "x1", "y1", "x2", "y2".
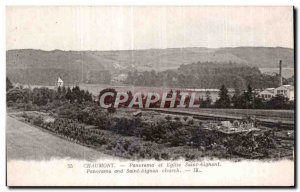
[
  {"x1": 258, "y1": 85, "x2": 294, "y2": 101},
  {"x1": 258, "y1": 89, "x2": 275, "y2": 100},
  {"x1": 274, "y1": 85, "x2": 294, "y2": 100}
]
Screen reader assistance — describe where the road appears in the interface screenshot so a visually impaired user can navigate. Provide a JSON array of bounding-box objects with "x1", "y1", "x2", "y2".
[{"x1": 6, "y1": 116, "x2": 116, "y2": 161}]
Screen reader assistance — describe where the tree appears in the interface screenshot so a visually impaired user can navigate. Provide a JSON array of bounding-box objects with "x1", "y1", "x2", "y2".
[
  {"x1": 31, "y1": 87, "x2": 54, "y2": 106},
  {"x1": 215, "y1": 84, "x2": 231, "y2": 108},
  {"x1": 66, "y1": 87, "x2": 73, "y2": 102},
  {"x1": 62, "y1": 86, "x2": 66, "y2": 95},
  {"x1": 233, "y1": 92, "x2": 248, "y2": 109},
  {"x1": 231, "y1": 94, "x2": 238, "y2": 108},
  {"x1": 7, "y1": 88, "x2": 24, "y2": 102},
  {"x1": 57, "y1": 86, "x2": 62, "y2": 94},
  {"x1": 245, "y1": 85, "x2": 253, "y2": 102},
  {"x1": 253, "y1": 96, "x2": 266, "y2": 109},
  {"x1": 6, "y1": 77, "x2": 13, "y2": 91},
  {"x1": 244, "y1": 85, "x2": 254, "y2": 108},
  {"x1": 267, "y1": 94, "x2": 289, "y2": 109},
  {"x1": 84, "y1": 90, "x2": 93, "y2": 102},
  {"x1": 68, "y1": 86, "x2": 86, "y2": 103}
]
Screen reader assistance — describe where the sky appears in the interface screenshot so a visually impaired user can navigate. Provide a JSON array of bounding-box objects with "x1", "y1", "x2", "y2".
[{"x1": 6, "y1": 6, "x2": 294, "y2": 51}]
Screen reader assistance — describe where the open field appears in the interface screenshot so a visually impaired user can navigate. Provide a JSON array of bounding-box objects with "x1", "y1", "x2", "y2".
[{"x1": 6, "y1": 115, "x2": 116, "y2": 161}]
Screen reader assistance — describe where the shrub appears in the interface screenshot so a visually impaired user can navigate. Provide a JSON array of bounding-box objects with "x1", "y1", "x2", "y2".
[
  {"x1": 139, "y1": 142, "x2": 159, "y2": 159},
  {"x1": 185, "y1": 153, "x2": 196, "y2": 160},
  {"x1": 161, "y1": 152, "x2": 170, "y2": 160},
  {"x1": 112, "y1": 117, "x2": 142, "y2": 136},
  {"x1": 174, "y1": 116, "x2": 181, "y2": 121},
  {"x1": 165, "y1": 115, "x2": 172, "y2": 121},
  {"x1": 32, "y1": 116, "x2": 44, "y2": 126},
  {"x1": 7, "y1": 101, "x2": 14, "y2": 107},
  {"x1": 188, "y1": 119, "x2": 194, "y2": 125},
  {"x1": 107, "y1": 106, "x2": 116, "y2": 113},
  {"x1": 165, "y1": 126, "x2": 193, "y2": 146}
]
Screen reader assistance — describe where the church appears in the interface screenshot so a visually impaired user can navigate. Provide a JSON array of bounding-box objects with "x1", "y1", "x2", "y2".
[{"x1": 57, "y1": 77, "x2": 64, "y2": 87}]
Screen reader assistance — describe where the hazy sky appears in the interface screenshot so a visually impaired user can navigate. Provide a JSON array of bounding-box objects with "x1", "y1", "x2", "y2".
[{"x1": 6, "y1": 6, "x2": 293, "y2": 50}]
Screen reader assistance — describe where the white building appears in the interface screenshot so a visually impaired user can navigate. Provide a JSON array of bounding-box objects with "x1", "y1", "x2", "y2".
[
  {"x1": 258, "y1": 89, "x2": 275, "y2": 100},
  {"x1": 57, "y1": 77, "x2": 64, "y2": 87},
  {"x1": 274, "y1": 85, "x2": 294, "y2": 100},
  {"x1": 258, "y1": 85, "x2": 294, "y2": 101}
]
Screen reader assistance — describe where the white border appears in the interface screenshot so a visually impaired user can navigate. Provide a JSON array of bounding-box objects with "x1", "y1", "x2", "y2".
[{"x1": 1, "y1": 0, "x2": 299, "y2": 191}]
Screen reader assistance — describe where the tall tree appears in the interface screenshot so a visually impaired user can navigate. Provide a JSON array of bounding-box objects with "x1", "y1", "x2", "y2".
[
  {"x1": 245, "y1": 85, "x2": 253, "y2": 102},
  {"x1": 66, "y1": 87, "x2": 73, "y2": 102},
  {"x1": 215, "y1": 84, "x2": 231, "y2": 108},
  {"x1": 244, "y1": 85, "x2": 254, "y2": 108}
]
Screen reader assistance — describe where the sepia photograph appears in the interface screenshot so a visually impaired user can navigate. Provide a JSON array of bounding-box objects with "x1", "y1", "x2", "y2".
[{"x1": 5, "y1": 5, "x2": 295, "y2": 187}]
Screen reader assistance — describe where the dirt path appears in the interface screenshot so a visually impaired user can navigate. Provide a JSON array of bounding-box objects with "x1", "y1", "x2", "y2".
[{"x1": 6, "y1": 116, "x2": 117, "y2": 161}]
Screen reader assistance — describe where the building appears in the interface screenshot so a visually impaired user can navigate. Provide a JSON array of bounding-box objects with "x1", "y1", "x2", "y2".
[
  {"x1": 258, "y1": 60, "x2": 294, "y2": 101},
  {"x1": 258, "y1": 85, "x2": 294, "y2": 101},
  {"x1": 258, "y1": 89, "x2": 275, "y2": 100},
  {"x1": 57, "y1": 77, "x2": 64, "y2": 87},
  {"x1": 274, "y1": 85, "x2": 294, "y2": 100}
]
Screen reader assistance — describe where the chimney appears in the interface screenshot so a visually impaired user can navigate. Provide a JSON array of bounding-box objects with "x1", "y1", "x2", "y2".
[{"x1": 279, "y1": 60, "x2": 283, "y2": 86}]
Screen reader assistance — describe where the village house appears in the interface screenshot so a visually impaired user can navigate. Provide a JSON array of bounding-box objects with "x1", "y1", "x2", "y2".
[
  {"x1": 258, "y1": 60, "x2": 294, "y2": 101},
  {"x1": 258, "y1": 88, "x2": 275, "y2": 100},
  {"x1": 274, "y1": 85, "x2": 294, "y2": 100},
  {"x1": 258, "y1": 85, "x2": 294, "y2": 101}
]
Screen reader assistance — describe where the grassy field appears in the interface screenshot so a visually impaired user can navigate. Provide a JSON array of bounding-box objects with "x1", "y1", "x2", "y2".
[{"x1": 6, "y1": 116, "x2": 116, "y2": 161}]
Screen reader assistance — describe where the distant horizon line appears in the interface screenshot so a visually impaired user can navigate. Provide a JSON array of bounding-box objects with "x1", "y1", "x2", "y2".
[{"x1": 6, "y1": 45, "x2": 294, "y2": 52}]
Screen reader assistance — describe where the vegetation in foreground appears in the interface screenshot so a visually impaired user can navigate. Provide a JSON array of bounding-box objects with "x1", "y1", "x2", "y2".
[
  {"x1": 17, "y1": 108, "x2": 293, "y2": 161},
  {"x1": 6, "y1": 80, "x2": 294, "y2": 161}
]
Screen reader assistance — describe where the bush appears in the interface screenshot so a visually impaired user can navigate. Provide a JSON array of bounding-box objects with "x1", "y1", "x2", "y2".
[
  {"x1": 112, "y1": 117, "x2": 142, "y2": 136},
  {"x1": 107, "y1": 106, "x2": 116, "y2": 113},
  {"x1": 161, "y1": 152, "x2": 170, "y2": 160},
  {"x1": 165, "y1": 126, "x2": 193, "y2": 146},
  {"x1": 187, "y1": 119, "x2": 194, "y2": 125},
  {"x1": 165, "y1": 115, "x2": 172, "y2": 121},
  {"x1": 174, "y1": 116, "x2": 181, "y2": 121},
  {"x1": 137, "y1": 120, "x2": 192, "y2": 146},
  {"x1": 32, "y1": 116, "x2": 44, "y2": 126}
]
